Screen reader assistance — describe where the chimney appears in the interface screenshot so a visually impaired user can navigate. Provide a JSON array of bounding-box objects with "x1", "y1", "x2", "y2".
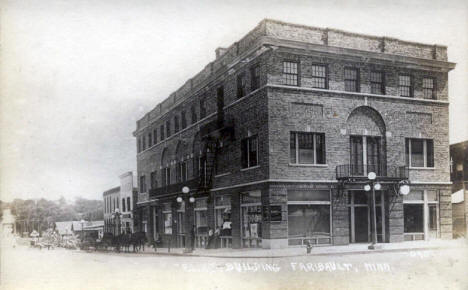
[{"x1": 215, "y1": 47, "x2": 227, "y2": 59}]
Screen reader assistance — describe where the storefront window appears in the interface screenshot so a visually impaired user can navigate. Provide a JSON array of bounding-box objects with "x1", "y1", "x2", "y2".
[
  {"x1": 163, "y1": 212, "x2": 172, "y2": 234},
  {"x1": 288, "y1": 205, "x2": 330, "y2": 236},
  {"x1": 195, "y1": 198, "x2": 208, "y2": 235},
  {"x1": 241, "y1": 191, "x2": 262, "y2": 247},
  {"x1": 215, "y1": 195, "x2": 231, "y2": 236},
  {"x1": 404, "y1": 204, "x2": 423, "y2": 233},
  {"x1": 241, "y1": 205, "x2": 262, "y2": 239},
  {"x1": 288, "y1": 190, "x2": 331, "y2": 245}
]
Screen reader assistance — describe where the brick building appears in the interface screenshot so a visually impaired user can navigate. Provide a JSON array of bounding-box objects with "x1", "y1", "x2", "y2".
[
  {"x1": 103, "y1": 172, "x2": 138, "y2": 235},
  {"x1": 133, "y1": 19, "x2": 455, "y2": 249}
]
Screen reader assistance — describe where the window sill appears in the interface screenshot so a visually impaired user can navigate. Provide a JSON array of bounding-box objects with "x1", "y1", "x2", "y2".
[
  {"x1": 240, "y1": 165, "x2": 260, "y2": 172},
  {"x1": 409, "y1": 167, "x2": 436, "y2": 170},
  {"x1": 288, "y1": 163, "x2": 328, "y2": 168},
  {"x1": 215, "y1": 172, "x2": 231, "y2": 178}
]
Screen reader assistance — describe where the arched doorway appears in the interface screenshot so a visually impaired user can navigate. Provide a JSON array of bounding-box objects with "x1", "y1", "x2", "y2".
[{"x1": 345, "y1": 106, "x2": 387, "y2": 243}]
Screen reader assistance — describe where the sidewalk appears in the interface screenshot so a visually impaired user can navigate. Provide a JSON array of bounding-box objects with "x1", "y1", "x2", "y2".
[{"x1": 139, "y1": 238, "x2": 468, "y2": 258}]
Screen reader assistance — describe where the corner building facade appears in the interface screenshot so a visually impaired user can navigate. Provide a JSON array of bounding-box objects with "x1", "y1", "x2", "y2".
[{"x1": 133, "y1": 19, "x2": 455, "y2": 249}]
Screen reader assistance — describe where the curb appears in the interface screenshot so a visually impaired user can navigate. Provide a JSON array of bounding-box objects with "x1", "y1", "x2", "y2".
[{"x1": 105, "y1": 245, "x2": 466, "y2": 259}]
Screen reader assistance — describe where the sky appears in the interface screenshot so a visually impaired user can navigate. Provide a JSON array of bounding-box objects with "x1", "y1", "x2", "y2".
[{"x1": 1, "y1": 0, "x2": 467, "y2": 202}]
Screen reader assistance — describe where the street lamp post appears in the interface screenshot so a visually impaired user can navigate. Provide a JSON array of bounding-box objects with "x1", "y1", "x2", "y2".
[
  {"x1": 364, "y1": 172, "x2": 380, "y2": 250},
  {"x1": 80, "y1": 219, "x2": 85, "y2": 243},
  {"x1": 179, "y1": 186, "x2": 195, "y2": 253}
]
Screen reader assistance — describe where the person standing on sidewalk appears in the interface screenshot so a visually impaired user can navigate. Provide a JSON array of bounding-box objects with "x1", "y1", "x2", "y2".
[
  {"x1": 214, "y1": 227, "x2": 220, "y2": 249},
  {"x1": 206, "y1": 227, "x2": 214, "y2": 249}
]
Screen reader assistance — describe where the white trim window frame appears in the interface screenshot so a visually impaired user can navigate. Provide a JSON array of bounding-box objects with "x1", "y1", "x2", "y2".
[
  {"x1": 406, "y1": 138, "x2": 434, "y2": 168},
  {"x1": 290, "y1": 132, "x2": 326, "y2": 165},
  {"x1": 241, "y1": 135, "x2": 259, "y2": 169},
  {"x1": 283, "y1": 61, "x2": 299, "y2": 86}
]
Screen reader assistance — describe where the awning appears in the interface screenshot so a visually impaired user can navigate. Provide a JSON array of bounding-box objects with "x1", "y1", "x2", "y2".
[{"x1": 451, "y1": 189, "x2": 465, "y2": 203}]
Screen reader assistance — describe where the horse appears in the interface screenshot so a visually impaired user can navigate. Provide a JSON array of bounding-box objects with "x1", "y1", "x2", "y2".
[{"x1": 130, "y1": 232, "x2": 147, "y2": 252}]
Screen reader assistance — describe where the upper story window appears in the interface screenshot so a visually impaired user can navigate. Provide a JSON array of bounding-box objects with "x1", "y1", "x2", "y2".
[
  {"x1": 148, "y1": 132, "x2": 152, "y2": 147},
  {"x1": 161, "y1": 167, "x2": 171, "y2": 187},
  {"x1": 217, "y1": 86, "x2": 224, "y2": 113},
  {"x1": 139, "y1": 175, "x2": 146, "y2": 193},
  {"x1": 251, "y1": 65, "x2": 260, "y2": 91},
  {"x1": 311, "y1": 64, "x2": 327, "y2": 89},
  {"x1": 160, "y1": 124, "x2": 165, "y2": 141},
  {"x1": 127, "y1": 197, "x2": 131, "y2": 212},
  {"x1": 150, "y1": 171, "x2": 158, "y2": 189},
  {"x1": 406, "y1": 138, "x2": 434, "y2": 168},
  {"x1": 200, "y1": 98, "x2": 206, "y2": 119},
  {"x1": 153, "y1": 129, "x2": 157, "y2": 145},
  {"x1": 241, "y1": 135, "x2": 258, "y2": 169},
  {"x1": 370, "y1": 71, "x2": 385, "y2": 95},
  {"x1": 290, "y1": 132, "x2": 326, "y2": 165},
  {"x1": 122, "y1": 198, "x2": 126, "y2": 212},
  {"x1": 283, "y1": 61, "x2": 298, "y2": 86},
  {"x1": 344, "y1": 68, "x2": 359, "y2": 92},
  {"x1": 237, "y1": 73, "x2": 246, "y2": 98},
  {"x1": 174, "y1": 116, "x2": 179, "y2": 133},
  {"x1": 176, "y1": 161, "x2": 188, "y2": 183},
  {"x1": 191, "y1": 105, "x2": 197, "y2": 124},
  {"x1": 166, "y1": 120, "x2": 171, "y2": 138},
  {"x1": 181, "y1": 110, "x2": 187, "y2": 129},
  {"x1": 142, "y1": 136, "x2": 146, "y2": 151},
  {"x1": 399, "y1": 75, "x2": 412, "y2": 97},
  {"x1": 138, "y1": 138, "x2": 142, "y2": 153},
  {"x1": 423, "y1": 77, "x2": 436, "y2": 99}
]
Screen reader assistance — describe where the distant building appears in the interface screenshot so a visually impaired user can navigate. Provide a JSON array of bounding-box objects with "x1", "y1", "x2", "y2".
[
  {"x1": 451, "y1": 140, "x2": 468, "y2": 237},
  {"x1": 1, "y1": 209, "x2": 15, "y2": 235},
  {"x1": 103, "y1": 172, "x2": 138, "y2": 235}
]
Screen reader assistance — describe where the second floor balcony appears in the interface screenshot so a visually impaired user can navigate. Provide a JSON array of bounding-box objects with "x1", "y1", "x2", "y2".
[{"x1": 336, "y1": 164, "x2": 409, "y2": 181}]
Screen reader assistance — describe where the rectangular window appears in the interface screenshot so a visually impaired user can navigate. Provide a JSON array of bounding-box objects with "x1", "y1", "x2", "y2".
[
  {"x1": 237, "y1": 73, "x2": 246, "y2": 98},
  {"x1": 191, "y1": 105, "x2": 197, "y2": 124},
  {"x1": 148, "y1": 133, "x2": 152, "y2": 147},
  {"x1": 176, "y1": 162, "x2": 187, "y2": 183},
  {"x1": 241, "y1": 135, "x2": 258, "y2": 168},
  {"x1": 160, "y1": 125, "x2": 165, "y2": 140},
  {"x1": 174, "y1": 116, "x2": 179, "y2": 133},
  {"x1": 127, "y1": 197, "x2": 131, "y2": 212},
  {"x1": 344, "y1": 68, "x2": 359, "y2": 92},
  {"x1": 166, "y1": 120, "x2": 171, "y2": 137},
  {"x1": 370, "y1": 71, "x2": 385, "y2": 94},
  {"x1": 150, "y1": 171, "x2": 157, "y2": 189},
  {"x1": 139, "y1": 175, "x2": 146, "y2": 193},
  {"x1": 251, "y1": 65, "x2": 260, "y2": 91},
  {"x1": 404, "y1": 204, "x2": 424, "y2": 233},
  {"x1": 181, "y1": 111, "x2": 187, "y2": 129},
  {"x1": 311, "y1": 65, "x2": 327, "y2": 89},
  {"x1": 290, "y1": 132, "x2": 326, "y2": 164},
  {"x1": 283, "y1": 61, "x2": 298, "y2": 86},
  {"x1": 161, "y1": 167, "x2": 171, "y2": 186},
  {"x1": 217, "y1": 86, "x2": 224, "y2": 115},
  {"x1": 142, "y1": 136, "x2": 146, "y2": 151},
  {"x1": 122, "y1": 198, "x2": 126, "y2": 212},
  {"x1": 399, "y1": 75, "x2": 412, "y2": 97},
  {"x1": 406, "y1": 138, "x2": 434, "y2": 168},
  {"x1": 153, "y1": 129, "x2": 157, "y2": 144},
  {"x1": 137, "y1": 139, "x2": 141, "y2": 153},
  {"x1": 200, "y1": 98, "x2": 206, "y2": 119},
  {"x1": 423, "y1": 77, "x2": 436, "y2": 99}
]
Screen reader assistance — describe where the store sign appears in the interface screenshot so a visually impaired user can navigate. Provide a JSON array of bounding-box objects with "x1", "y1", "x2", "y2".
[
  {"x1": 262, "y1": 205, "x2": 283, "y2": 222},
  {"x1": 138, "y1": 192, "x2": 149, "y2": 203},
  {"x1": 270, "y1": 206, "x2": 282, "y2": 222},
  {"x1": 241, "y1": 191, "x2": 261, "y2": 204}
]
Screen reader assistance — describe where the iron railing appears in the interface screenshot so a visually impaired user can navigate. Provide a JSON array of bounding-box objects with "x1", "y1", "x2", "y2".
[{"x1": 336, "y1": 164, "x2": 408, "y2": 180}]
